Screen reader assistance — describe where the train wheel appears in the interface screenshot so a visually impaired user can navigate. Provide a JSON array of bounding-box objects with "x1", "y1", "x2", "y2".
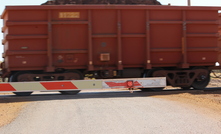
[
  {"x1": 140, "y1": 68, "x2": 165, "y2": 91},
  {"x1": 10, "y1": 71, "x2": 33, "y2": 96},
  {"x1": 192, "y1": 74, "x2": 210, "y2": 90},
  {"x1": 59, "y1": 70, "x2": 83, "y2": 95},
  {"x1": 192, "y1": 68, "x2": 210, "y2": 90},
  {"x1": 66, "y1": 70, "x2": 84, "y2": 80}
]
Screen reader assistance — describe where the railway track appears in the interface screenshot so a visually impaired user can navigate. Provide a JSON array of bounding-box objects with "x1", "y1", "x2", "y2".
[{"x1": 0, "y1": 86, "x2": 220, "y2": 99}]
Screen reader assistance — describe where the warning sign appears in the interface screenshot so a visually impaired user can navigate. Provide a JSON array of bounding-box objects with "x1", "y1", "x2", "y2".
[{"x1": 59, "y1": 12, "x2": 80, "y2": 18}]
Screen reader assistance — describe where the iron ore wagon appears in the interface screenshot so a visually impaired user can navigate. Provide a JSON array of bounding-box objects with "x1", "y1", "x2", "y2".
[{"x1": 1, "y1": 1, "x2": 221, "y2": 95}]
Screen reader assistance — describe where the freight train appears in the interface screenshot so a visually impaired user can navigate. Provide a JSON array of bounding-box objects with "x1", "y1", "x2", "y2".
[{"x1": 1, "y1": 4, "x2": 221, "y2": 95}]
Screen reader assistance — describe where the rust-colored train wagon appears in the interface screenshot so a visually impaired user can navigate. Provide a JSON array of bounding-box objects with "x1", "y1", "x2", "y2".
[
  {"x1": 1, "y1": 5, "x2": 221, "y2": 94},
  {"x1": 219, "y1": 13, "x2": 221, "y2": 57}
]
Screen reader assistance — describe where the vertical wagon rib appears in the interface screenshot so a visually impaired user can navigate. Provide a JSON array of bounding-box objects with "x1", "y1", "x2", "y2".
[{"x1": 46, "y1": 10, "x2": 55, "y2": 72}]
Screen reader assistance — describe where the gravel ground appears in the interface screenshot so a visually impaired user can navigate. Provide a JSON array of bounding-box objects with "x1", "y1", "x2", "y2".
[
  {"x1": 0, "y1": 79, "x2": 221, "y2": 134},
  {"x1": 0, "y1": 92, "x2": 221, "y2": 134}
]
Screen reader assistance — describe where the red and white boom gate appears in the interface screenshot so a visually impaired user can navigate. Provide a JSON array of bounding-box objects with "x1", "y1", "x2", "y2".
[{"x1": 0, "y1": 77, "x2": 166, "y2": 94}]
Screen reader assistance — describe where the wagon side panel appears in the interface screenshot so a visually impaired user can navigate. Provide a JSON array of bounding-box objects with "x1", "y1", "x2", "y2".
[
  {"x1": 51, "y1": 9, "x2": 88, "y2": 69},
  {"x1": 1, "y1": 6, "x2": 220, "y2": 74},
  {"x1": 218, "y1": 13, "x2": 221, "y2": 65},
  {"x1": 186, "y1": 10, "x2": 219, "y2": 66},
  {"x1": 2, "y1": 9, "x2": 48, "y2": 71}
]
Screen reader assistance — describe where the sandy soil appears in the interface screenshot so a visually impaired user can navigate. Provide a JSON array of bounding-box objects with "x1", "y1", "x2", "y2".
[
  {"x1": 155, "y1": 91, "x2": 221, "y2": 119},
  {"x1": 158, "y1": 78, "x2": 221, "y2": 114},
  {"x1": 0, "y1": 93, "x2": 27, "y2": 127}
]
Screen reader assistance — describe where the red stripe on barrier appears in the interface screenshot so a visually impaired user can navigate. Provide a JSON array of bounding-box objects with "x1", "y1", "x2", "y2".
[
  {"x1": 0, "y1": 83, "x2": 16, "y2": 91},
  {"x1": 41, "y1": 81, "x2": 78, "y2": 90},
  {"x1": 105, "y1": 81, "x2": 142, "y2": 88},
  {"x1": 133, "y1": 81, "x2": 142, "y2": 87},
  {"x1": 105, "y1": 82, "x2": 126, "y2": 87}
]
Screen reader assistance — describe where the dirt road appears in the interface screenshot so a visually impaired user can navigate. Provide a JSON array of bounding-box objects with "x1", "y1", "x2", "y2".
[{"x1": 0, "y1": 89, "x2": 221, "y2": 134}]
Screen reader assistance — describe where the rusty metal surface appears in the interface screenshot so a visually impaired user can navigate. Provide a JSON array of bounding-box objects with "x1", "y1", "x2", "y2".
[
  {"x1": 1, "y1": 5, "x2": 220, "y2": 76},
  {"x1": 219, "y1": 13, "x2": 221, "y2": 38},
  {"x1": 218, "y1": 13, "x2": 221, "y2": 65}
]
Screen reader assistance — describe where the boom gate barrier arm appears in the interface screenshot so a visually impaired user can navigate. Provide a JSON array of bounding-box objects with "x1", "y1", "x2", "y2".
[{"x1": 0, "y1": 77, "x2": 166, "y2": 93}]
